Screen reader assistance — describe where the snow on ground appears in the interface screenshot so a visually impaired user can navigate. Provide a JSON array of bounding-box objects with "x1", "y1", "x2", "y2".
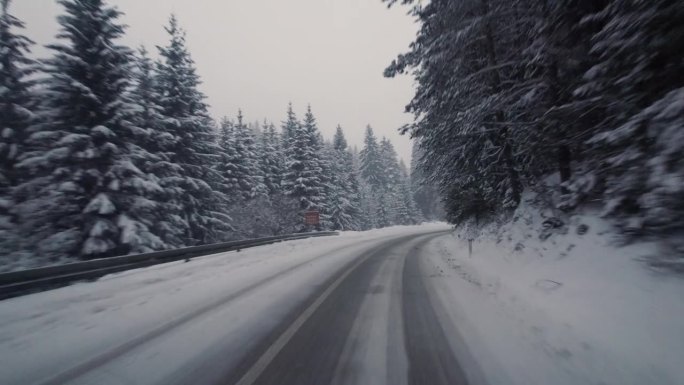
[
  {"x1": 421, "y1": 196, "x2": 684, "y2": 385},
  {"x1": 5, "y1": 214, "x2": 679, "y2": 385},
  {"x1": 0, "y1": 223, "x2": 448, "y2": 385}
]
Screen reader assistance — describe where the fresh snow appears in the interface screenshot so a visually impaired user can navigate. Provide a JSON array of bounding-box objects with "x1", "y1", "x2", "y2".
[
  {"x1": 0, "y1": 224, "x2": 448, "y2": 385},
  {"x1": 420, "y1": 198, "x2": 684, "y2": 385},
  {"x1": 1, "y1": 213, "x2": 681, "y2": 385}
]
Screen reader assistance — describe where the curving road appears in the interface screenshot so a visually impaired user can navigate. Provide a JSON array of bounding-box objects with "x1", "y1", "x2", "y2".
[
  {"x1": 228, "y1": 232, "x2": 469, "y2": 385},
  {"x1": 0, "y1": 227, "x2": 479, "y2": 385}
]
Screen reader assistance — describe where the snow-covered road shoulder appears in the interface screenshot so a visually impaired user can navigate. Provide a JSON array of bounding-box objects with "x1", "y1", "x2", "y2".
[{"x1": 422, "y1": 210, "x2": 684, "y2": 385}]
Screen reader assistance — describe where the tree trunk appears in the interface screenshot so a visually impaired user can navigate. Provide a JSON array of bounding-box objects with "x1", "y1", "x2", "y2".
[
  {"x1": 558, "y1": 144, "x2": 572, "y2": 191},
  {"x1": 540, "y1": 0, "x2": 573, "y2": 195}
]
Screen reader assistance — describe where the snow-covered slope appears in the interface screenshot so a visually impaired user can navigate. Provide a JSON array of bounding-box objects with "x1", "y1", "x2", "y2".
[{"x1": 422, "y1": 197, "x2": 684, "y2": 385}]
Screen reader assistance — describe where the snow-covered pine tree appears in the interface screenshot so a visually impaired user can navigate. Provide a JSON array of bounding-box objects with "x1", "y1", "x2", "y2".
[
  {"x1": 515, "y1": 0, "x2": 607, "y2": 191},
  {"x1": 576, "y1": 0, "x2": 684, "y2": 233},
  {"x1": 281, "y1": 102, "x2": 298, "y2": 154},
  {"x1": 16, "y1": 0, "x2": 165, "y2": 260},
  {"x1": 383, "y1": 0, "x2": 536, "y2": 224},
  {"x1": 360, "y1": 125, "x2": 385, "y2": 192},
  {"x1": 298, "y1": 106, "x2": 332, "y2": 228},
  {"x1": 233, "y1": 110, "x2": 266, "y2": 200},
  {"x1": 399, "y1": 159, "x2": 423, "y2": 225},
  {"x1": 359, "y1": 127, "x2": 394, "y2": 228},
  {"x1": 316, "y1": 142, "x2": 335, "y2": 230},
  {"x1": 345, "y1": 146, "x2": 364, "y2": 229},
  {"x1": 409, "y1": 140, "x2": 442, "y2": 221},
  {"x1": 156, "y1": 15, "x2": 230, "y2": 244},
  {"x1": 0, "y1": 0, "x2": 34, "y2": 191},
  {"x1": 249, "y1": 119, "x2": 262, "y2": 139},
  {"x1": 125, "y1": 47, "x2": 185, "y2": 249},
  {"x1": 223, "y1": 118, "x2": 298, "y2": 238},
  {"x1": 217, "y1": 115, "x2": 276, "y2": 240},
  {"x1": 304, "y1": 106, "x2": 331, "y2": 226},
  {"x1": 216, "y1": 117, "x2": 241, "y2": 206},
  {"x1": 378, "y1": 137, "x2": 407, "y2": 226},
  {"x1": 260, "y1": 121, "x2": 284, "y2": 196},
  {"x1": 333, "y1": 125, "x2": 348, "y2": 154},
  {"x1": 351, "y1": 146, "x2": 374, "y2": 230},
  {"x1": 326, "y1": 126, "x2": 360, "y2": 230},
  {"x1": 384, "y1": 0, "x2": 683, "y2": 237},
  {"x1": 282, "y1": 104, "x2": 325, "y2": 224},
  {"x1": 379, "y1": 137, "x2": 403, "y2": 190},
  {"x1": 358, "y1": 178, "x2": 378, "y2": 230},
  {"x1": 0, "y1": 0, "x2": 37, "y2": 262}
]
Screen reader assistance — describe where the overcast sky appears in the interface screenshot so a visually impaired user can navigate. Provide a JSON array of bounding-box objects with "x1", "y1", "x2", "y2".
[{"x1": 12, "y1": 0, "x2": 418, "y2": 163}]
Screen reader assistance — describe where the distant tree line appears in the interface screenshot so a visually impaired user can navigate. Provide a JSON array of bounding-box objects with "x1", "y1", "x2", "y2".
[
  {"x1": 0, "y1": 0, "x2": 431, "y2": 270},
  {"x1": 384, "y1": 0, "x2": 684, "y2": 236}
]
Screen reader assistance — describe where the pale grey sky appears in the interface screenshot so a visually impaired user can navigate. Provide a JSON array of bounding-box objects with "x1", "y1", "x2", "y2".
[{"x1": 12, "y1": 0, "x2": 417, "y2": 162}]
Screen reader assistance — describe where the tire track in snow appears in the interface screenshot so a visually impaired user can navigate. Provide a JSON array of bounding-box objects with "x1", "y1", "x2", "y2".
[
  {"x1": 231, "y1": 231, "x2": 456, "y2": 385},
  {"x1": 36, "y1": 238, "x2": 392, "y2": 385},
  {"x1": 402, "y1": 235, "x2": 470, "y2": 385}
]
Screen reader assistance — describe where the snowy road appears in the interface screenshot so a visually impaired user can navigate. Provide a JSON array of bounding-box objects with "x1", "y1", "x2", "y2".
[{"x1": 0, "y1": 224, "x2": 482, "y2": 385}]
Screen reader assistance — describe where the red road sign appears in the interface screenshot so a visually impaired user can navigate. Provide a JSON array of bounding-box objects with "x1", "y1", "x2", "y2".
[{"x1": 304, "y1": 210, "x2": 320, "y2": 226}]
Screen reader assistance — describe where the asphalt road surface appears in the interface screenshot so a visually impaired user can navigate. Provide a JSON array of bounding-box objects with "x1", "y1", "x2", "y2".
[
  {"x1": 227, "y1": 232, "x2": 469, "y2": 385},
  {"x1": 4, "y1": 229, "x2": 479, "y2": 385}
]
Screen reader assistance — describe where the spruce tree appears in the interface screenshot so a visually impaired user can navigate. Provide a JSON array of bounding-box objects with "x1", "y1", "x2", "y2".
[
  {"x1": 281, "y1": 102, "x2": 298, "y2": 153},
  {"x1": 326, "y1": 126, "x2": 360, "y2": 230},
  {"x1": 385, "y1": 0, "x2": 683, "y2": 236},
  {"x1": 346, "y1": 147, "x2": 364, "y2": 228},
  {"x1": 399, "y1": 160, "x2": 423, "y2": 224},
  {"x1": 16, "y1": 0, "x2": 164, "y2": 259},
  {"x1": 577, "y1": 0, "x2": 684, "y2": 232},
  {"x1": 409, "y1": 140, "x2": 442, "y2": 221},
  {"x1": 360, "y1": 125, "x2": 384, "y2": 191},
  {"x1": 333, "y1": 125, "x2": 348, "y2": 151},
  {"x1": 384, "y1": 0, "x2": 531, "y2": 222},
  {"x1": 0, "y1": 0, "x2": 36, "y2": 261},
  {"x1": 378, "y1": 138, "x2": 406, "y2": 226},
  {"x1": 263, "y1": 119, "x2": 300, "y2": 236},
  {"x1": 126, "y1": 47, "x2": 185, "y2": 248},
  {"x1": 359, "y1": 127, "x2": 392, "y2": 228},
  {"x1": 216, "y1": 117, "x2": 241, "y2": 205},
  {"x1": 379, "y1": 138, "x2": 403, "y2": 190},
  {"x1": 155, "y1": 15, "x2": 229, "y2": 244},
  {"x1": 304, "y1": 106, "x2": 329, "y2": 219},
  {"x1": 358, "y1": 179, "x2": 378, "y2": 230},
  {"x1": 260, "y1": 121, "x2": 284, "y2": 196},
  {"x1": 0, "y1": 0, "x2": 33, "y2": 191},
  {"x1": 233, "y1": 110, "x2": 265, "y2": 200},
  {"x1": 282, "y1": 104, "x2": 325, "y2": 218}
]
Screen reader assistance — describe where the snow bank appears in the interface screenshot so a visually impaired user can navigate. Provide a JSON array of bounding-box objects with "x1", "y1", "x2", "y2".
[{"x1": 422, "y1": 195, "x2": 684, "y2": 385}]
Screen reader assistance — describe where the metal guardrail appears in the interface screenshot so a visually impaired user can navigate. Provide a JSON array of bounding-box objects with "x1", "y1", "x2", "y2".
[{"x1": 0, "y1": 231, "x2": 339, "y2": 300}]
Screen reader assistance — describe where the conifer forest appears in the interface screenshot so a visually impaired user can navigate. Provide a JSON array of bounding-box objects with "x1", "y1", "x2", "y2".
[
  {"x1": 0, "y1": 0, "x2": 435, "y2": 269},
  {"x1": 2, "y1": 0, "x2": 683, "y2": 269},
  {"x1": 384, "y1": 0, "x2": 684, "y2": 238}
]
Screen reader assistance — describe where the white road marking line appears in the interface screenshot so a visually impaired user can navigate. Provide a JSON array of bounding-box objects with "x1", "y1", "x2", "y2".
[{"x1": 235, "y1": 249, "x2": 375, "y2": 385}]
